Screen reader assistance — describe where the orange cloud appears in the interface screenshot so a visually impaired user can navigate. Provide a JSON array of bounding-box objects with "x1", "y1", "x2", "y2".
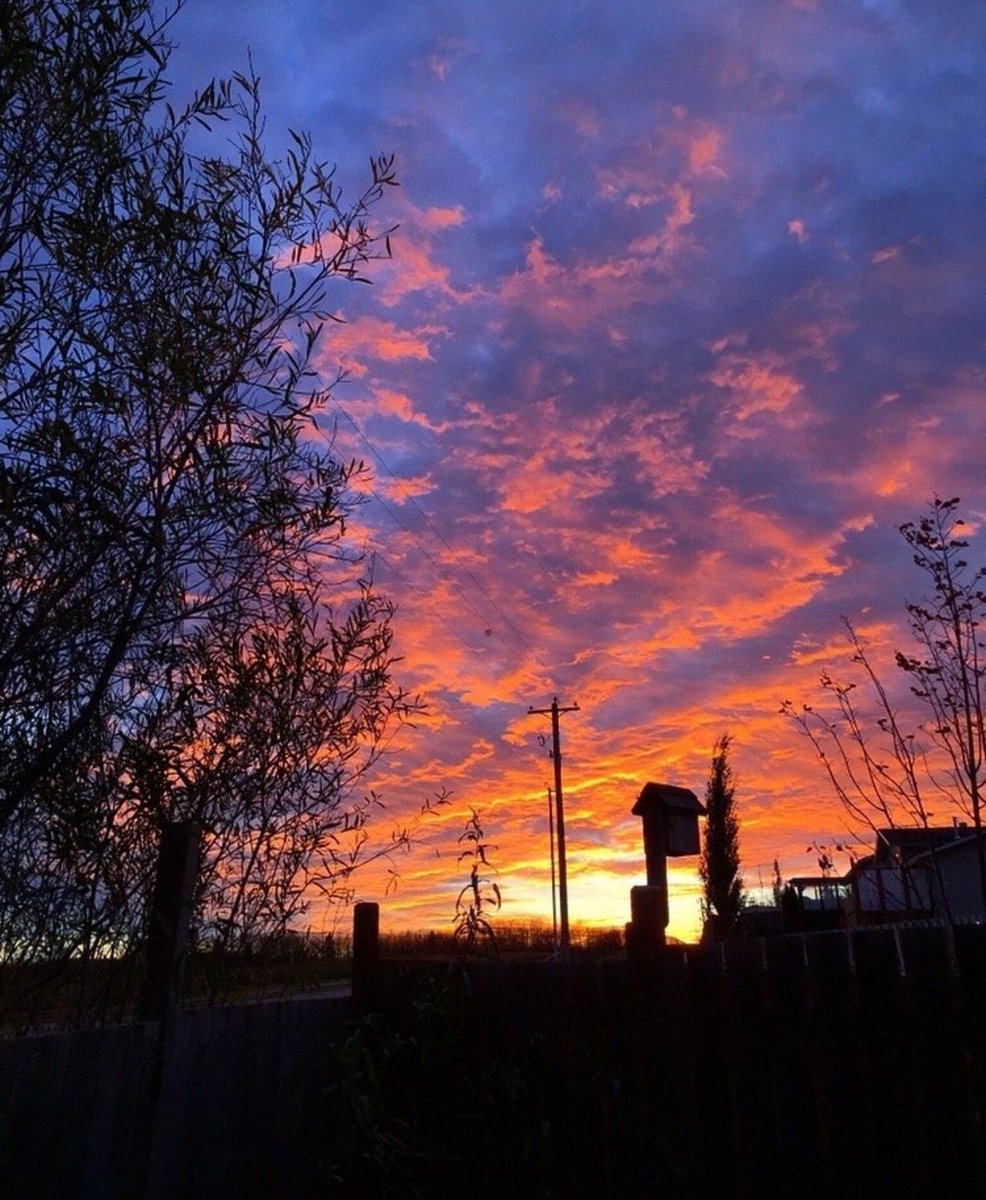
[
  {"x1": 318, "y1": 314, "x2": 445, "y2": 370},
  {"x1": 686, "y1": 127, "x2": 726, "y2": 176},
  {"x1": 708, "y1": 350, "x2": 804, "y2": 421},
  {"x1": 362, "y1": 196, "x2": 475, "y2": 308}
]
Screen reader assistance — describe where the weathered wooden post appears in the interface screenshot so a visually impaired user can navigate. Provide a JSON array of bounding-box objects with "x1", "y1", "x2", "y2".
[
  {"x1": 137, "y1": 819, "x2": 201, "y2": 1022},
  {"x1": 628, "y1": 783, "x2": 705, "y2": 961},
  {"x1": 351, "y1": 900, "x2": 380, "y2": 1011},
  {"x1": 136, "y1": 819, "x2": 200, "y2": 1199}
]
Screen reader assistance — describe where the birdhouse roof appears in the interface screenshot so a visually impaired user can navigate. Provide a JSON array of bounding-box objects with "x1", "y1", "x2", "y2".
[{"x1": 631, "y1": 782, "x2": 705, "y2": 817}]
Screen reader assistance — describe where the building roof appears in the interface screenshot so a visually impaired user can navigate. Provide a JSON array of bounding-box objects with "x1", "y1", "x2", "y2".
[
  {"x1": 909, "y1": 830, "x2": 984, "y2": 865},
  {"x1": 873, "y1": 825, "x2": 978, "y2": 865}
]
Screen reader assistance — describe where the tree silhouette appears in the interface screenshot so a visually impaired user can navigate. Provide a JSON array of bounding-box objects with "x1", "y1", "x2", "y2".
[
  {"x1": 0, "y1": 0, "x2": 413, "y2": 975},
  {"x1": 784, "y1": 497, "x2": 986, "y2": 910},
  {"x1": 699, "y1": 734, "x2": 744, "y2": 940}
]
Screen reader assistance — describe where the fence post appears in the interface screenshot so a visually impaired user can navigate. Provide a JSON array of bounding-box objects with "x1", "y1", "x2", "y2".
[
  {"x1": 134, "y1": 820, "x2": 200, "y2": 1199},
  {"x1": 351, "y1": 901, "x2": 380, "y2": 1011},
  {"x1": 137, "y1": 820, "x2": 201, "y2": 1022}
]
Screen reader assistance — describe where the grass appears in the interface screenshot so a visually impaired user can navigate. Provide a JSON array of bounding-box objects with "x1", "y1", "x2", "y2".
[
  {"x1": 379, "y1": 918, "x2": 625, "y2": 959},
  {"x1": 0, "y1": 920, "x2": 629, "y2": 1033}
]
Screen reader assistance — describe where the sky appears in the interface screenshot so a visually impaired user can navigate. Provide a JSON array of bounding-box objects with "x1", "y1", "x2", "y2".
[{"x1": 167, "y1": 0, "x2": 986, "y2": 941}]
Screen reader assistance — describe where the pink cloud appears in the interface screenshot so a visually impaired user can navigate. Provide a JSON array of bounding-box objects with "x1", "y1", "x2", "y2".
[
  {"x1": 708, "y1": 350, "x2": 805, "y2": 421},
  {"x1": 367, "y1": 197, "x2": 475, "y2": 307},
  {"x1": 317, "y1": 314, "x2": 446, "y2": 370}
]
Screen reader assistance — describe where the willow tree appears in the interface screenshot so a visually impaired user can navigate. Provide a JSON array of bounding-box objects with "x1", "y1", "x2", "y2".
[{"x1": 0, "y1": 0, "x2": 413, "y2": 975}]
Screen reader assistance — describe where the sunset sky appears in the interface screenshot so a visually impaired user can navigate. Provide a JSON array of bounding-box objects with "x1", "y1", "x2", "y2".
[{"x1": 170, "y1": 0, "x2": 986, "y2": 941}]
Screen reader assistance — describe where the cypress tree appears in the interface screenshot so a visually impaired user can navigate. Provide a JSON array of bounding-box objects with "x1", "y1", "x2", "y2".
[{"x1": 699, "y1": 734, "x2": 744, "y2": 940}]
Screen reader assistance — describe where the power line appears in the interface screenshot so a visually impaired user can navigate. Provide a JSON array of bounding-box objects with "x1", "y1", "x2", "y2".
[{"x1": 367, "y1": 548, "x2": 489, "y2": 661}]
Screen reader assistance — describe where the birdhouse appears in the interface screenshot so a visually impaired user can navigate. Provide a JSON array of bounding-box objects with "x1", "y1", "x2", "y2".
[{"x1": 632, "y1": 781, "x2": 705, "y2": 866}]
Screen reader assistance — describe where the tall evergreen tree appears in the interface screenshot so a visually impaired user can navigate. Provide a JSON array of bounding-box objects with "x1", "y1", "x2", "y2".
[{"x1": 699, "y1": 734, "x2": 744, "y2": 940}]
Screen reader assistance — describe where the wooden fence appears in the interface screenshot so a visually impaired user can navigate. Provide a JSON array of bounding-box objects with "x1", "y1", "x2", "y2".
[
  {"x1": 1, "y1": 923, "x2": 984, "y2": 1199},
  {"x1": 0, "y1": 992, "x2": 351, "y2": 1200},
  {"x1": 360, "y1": 924, "x2": 986, "y2": 1199}
]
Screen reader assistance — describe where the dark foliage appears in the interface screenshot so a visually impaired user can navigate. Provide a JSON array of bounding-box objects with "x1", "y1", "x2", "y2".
[
  {"x1": 699, "y1": 733, "x2": 743, "y2": 938},
  {"x1": 784, "y1": 497, "x2": 986, "y2": 907},
  {"x1": 0, "y1": 0, "x2": 413, "y2": 1004}
]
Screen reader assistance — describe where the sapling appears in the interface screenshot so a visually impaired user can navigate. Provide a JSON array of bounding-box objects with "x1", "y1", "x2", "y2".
[{"x1": 453, "y1": 809, "x2": 501, "y2": 952}]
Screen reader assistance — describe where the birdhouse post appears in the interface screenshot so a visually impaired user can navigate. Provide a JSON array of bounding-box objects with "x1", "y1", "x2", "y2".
[{"x1": 628, "y1": 782, "x2": 705, "y2": 958}]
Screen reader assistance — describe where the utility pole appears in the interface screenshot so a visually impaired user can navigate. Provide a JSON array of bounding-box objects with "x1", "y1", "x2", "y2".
[
  {"x1": 547, "y1": 786, "x2": 558, "y2": 950},
  {"x1": 528, "y1": 697, "x2": 579, "y2": 960}
]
